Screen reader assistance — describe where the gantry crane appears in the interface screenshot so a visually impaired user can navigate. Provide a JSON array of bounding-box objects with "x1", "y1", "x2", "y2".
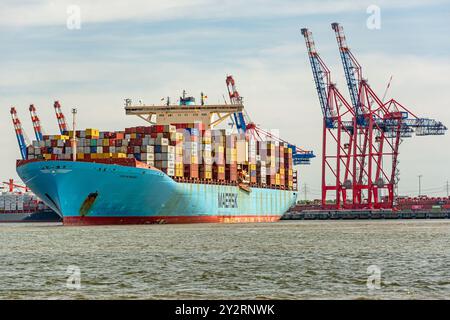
[
  {"x1": 10, "y1": 107, "x2": 28, "y2": 160},
  {"x1": 28, "y1": 104, "x2": 44, "y2": 141},
  {"x1": 302, "y1": 24, "x2": 447, "y2": 210},
  {"x1": 54, "y1": 100, "x2": 69, "y2": 134},
  {"x1": 331, "y1": 22, "x2": 447, "y2": 208},
  {"x1": 225, "y1": 75, "x2": 315, "y2": 165},
  {"x1": 301, "y1": 28, "x2": 357, "y2": 207}
]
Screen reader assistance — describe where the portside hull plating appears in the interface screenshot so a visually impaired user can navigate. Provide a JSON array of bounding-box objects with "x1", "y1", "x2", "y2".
[{"x1": 17, "y1": 161, "x2": 297, "y2": 225}]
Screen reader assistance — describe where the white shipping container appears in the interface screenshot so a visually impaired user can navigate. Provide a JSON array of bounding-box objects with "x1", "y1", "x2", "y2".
[
  {"x1": 141, "y1": 145, "x2": 154, "y2": 153},
  {"x1": 143, "y1": 160, "x2": 155, "y2": 167},
  {"x1": 141, "y1": 153, "x2": 155, "y2": 161},
  {"x1": 203, "y1": 144, "x2": 212, "y2": 151},
  {"x1": 156, "y1": 137, "x2": 169, "y2": 146},
  {"x1": 237, "y1": 140, "x2": 248, "y2": 164},
  {"x1": 161, "y1": 160, "x2": 175, "y2": 168},
  {"x1": 164, "y1": 168, "x2": 175, "y2": 176}
]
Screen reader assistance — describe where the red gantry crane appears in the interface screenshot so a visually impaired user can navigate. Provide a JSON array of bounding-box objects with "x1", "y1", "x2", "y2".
[
  {"x1": 301, "y1": 28, "x2": 357, "y2": 208},
  {"x1": 301, "y1": 23, "x2": 447, "y2": 211},
  {"x1": 331, "y1": 22, "x2": 446, "y2": 209}
]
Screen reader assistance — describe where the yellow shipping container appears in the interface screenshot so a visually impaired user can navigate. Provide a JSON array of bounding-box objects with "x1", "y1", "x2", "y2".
[
  {"x1": 111, "y1": 153, "x2": 126, "y2": 158},
  {"x1": 279, "y1": 168, "x2": 285, "y2": 175},
  {"x1": 53, "y1": 135, "x2": 69, "y2": 140},
  {"x1": 91, "y1": 153, "x2": 98, "y2": 159},
  {"x1": 175, "y1": 169, "x2": 184, "y2": 177},
  {"x1": 102, "y1": 139, "x2": 109, "y2": 146},
  {"x1": 86, "y1": 128, "x2": 99, "y2": 137},
  {"x1": 204, "y1": 172, "x2": 212, "y2": 179},
  {"x1": 218, "y1": 166, "x2": 225, "y2": 174},
  {"x1": 77, "y1": 153, "x2": 84, "y2": 160},
  {"x1": 44, "y1": 154, "x2": 52, "y2": 160},
  {"x1": 215, "y1": 146, "x2": 224, "y2": 153}
]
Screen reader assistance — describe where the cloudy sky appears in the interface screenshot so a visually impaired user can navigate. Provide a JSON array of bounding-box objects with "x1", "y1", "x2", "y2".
[{"x1": 1, "y1": 0, "x2": 449, "y2": 198}]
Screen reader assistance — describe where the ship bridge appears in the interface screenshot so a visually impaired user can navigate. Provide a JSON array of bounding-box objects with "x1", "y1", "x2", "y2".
[{"x1": 124, "y1": 99, "x2": 244, "y2": 128}]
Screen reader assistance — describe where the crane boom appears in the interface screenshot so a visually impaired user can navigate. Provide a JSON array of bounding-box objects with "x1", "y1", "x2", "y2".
[
  {"x1": 54, "y1": 101, "x2": 69, "y2": 134},
  {"x1": 331, "y1": 22, "x2": 365, "y2": 124},
  {"x1": 29, "y1": 104, "x2": 44, "y2": 141},
  {"x1": 301, "y1": 28, "x2": 336, "y2": 128},
  {"x1": 10, "y1": 107, "x2": 28, "y2": 160},
  {"x1": 225, "y1": 75, "x2": 315, "y2": 165}
]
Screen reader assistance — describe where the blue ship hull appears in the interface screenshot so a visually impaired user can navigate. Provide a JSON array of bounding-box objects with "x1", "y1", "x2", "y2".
[{"x1": 17, "y1": 161, "x2": 297, "y2": 225}]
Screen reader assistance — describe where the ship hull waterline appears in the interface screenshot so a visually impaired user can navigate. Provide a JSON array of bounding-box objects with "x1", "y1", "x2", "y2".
[{"x1": 16, "y1": 160, "x2": 297, "y2": 226}]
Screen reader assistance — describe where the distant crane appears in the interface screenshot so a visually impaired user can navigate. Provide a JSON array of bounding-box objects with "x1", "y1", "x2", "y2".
[
  {"x1": 225, "y1": 75, "x2": 315, "y2": 165},
  {"x1": 54, "y1": 101, "x2": 69, "y2": 134},
  {"x1": 10, "y1": 107, "x2": 28, "y2": 160},
  {"x1": 28, "y1": 104, "x2": 44, "y2": 141}
]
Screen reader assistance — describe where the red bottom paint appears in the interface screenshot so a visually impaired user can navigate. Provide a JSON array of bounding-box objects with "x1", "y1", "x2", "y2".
[{"x1": 63, "y1": 215, "x2": 281, "y2": 226}]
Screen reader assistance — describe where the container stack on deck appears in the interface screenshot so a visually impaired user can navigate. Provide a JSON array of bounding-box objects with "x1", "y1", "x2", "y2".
[{"x1": 25, "y1": 123, "x2": 296, "y2": 190}]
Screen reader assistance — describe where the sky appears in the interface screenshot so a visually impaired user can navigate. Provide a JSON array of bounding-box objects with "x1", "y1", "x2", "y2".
[{"x1": 0, "y1": 0, "x2": 449, "y2": 198}]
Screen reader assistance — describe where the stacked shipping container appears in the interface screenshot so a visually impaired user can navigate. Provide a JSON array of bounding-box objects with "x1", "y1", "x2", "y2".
[{"x1": 25, "y1": 123, "x2": 296, "y2": 190}]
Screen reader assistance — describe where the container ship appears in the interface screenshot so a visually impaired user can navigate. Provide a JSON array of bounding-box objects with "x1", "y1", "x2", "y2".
[
  {"x1": 0, "y1": 179, "x2": 62, "y2": 222},
  {"x1": 14, "y1": 78, "x2": 314, "y2": 225}
]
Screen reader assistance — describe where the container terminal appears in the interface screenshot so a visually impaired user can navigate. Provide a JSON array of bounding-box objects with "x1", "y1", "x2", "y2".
[{"x1": 8, "y1": 23, "x2": 448, "y2": 224}]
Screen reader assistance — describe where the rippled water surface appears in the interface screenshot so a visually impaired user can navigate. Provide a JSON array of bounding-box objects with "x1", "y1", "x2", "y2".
[{"x1": 0, "y1": 220, "x2": 449, "y2": 299}]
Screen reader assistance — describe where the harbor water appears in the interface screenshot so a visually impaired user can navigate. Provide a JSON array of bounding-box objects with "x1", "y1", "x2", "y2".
[{"x1": 0, "y1": 220, "x2": 449, "y2": 299}]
